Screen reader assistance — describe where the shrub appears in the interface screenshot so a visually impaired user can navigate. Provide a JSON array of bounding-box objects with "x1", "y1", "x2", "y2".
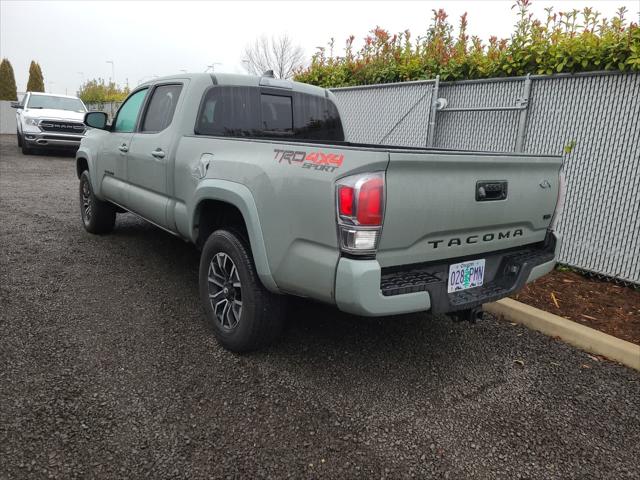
[
  {"x1": 294, "y1": 0, "x2": 640, "y2": 87},
  {"x1": 77, "y1": 78, "x2": 130, "y2": 104}
]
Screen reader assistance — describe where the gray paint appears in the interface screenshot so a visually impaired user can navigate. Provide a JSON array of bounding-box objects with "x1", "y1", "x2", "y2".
[
  {"x1": 78, "y1": 72, "x2": 562, "y2": 316},
  {"x1": 332, "y1": 71, "x2": 640, "y2": 284}
]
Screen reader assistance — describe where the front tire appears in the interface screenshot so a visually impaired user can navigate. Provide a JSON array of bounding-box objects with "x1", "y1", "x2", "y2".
[
  {"x1": 21, "y1": 143, "x2": 34, "y2": 155},
  {"x1": 79, "y1": 170, "x2": 116, "y2": 234},
  {"x1": 17, "y1": 130, "x2": 22, "y2": 148},
  {"x1": 199, "y1": 230, "x2": 284, "y2": 352}
]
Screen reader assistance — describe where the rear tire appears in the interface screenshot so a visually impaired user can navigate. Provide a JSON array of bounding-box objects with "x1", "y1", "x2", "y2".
[
  {"x1": 199, "y1": 229, "x2": 284, "y2": 352},
  {"x1": 79, "y1": 170, "x2": 116, "y2": 234}
]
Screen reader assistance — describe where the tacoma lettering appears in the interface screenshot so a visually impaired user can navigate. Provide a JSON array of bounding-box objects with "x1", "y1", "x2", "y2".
[{"x1": 428, "y1": 229, "x2": 525, "y2": 249}]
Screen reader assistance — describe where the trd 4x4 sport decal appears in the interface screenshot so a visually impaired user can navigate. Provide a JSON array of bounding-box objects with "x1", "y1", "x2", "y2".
[{"x1": 274, "y1": 149, "x2": 344, "y2": 173}]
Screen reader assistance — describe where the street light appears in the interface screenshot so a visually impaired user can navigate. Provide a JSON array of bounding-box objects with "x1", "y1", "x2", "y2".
[{"x1": 106, "y1": 60, "x2": 115, "y2": 84}]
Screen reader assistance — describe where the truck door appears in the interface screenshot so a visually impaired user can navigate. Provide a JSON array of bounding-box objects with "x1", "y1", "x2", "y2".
[
  {"x1": 98, "y1": 88, "x2": 148, "y2": 207},
  {"x1": 126, "y1": 83, "x2": 184, "y2": 228}
]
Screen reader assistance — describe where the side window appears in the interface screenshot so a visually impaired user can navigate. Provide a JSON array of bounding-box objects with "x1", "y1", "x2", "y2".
[
  {"x1": 260, "y1": 94, "x2": 292, "y2": 133},
  {"x1": 114, "y1": 89, "x2": 148, "y2": 133},
  {"x1": 195, "y1": 86, "x2": 259, "y2": 136},
  {"x1": 141, "y1": 84, "x2": 183, "y2": 133}
]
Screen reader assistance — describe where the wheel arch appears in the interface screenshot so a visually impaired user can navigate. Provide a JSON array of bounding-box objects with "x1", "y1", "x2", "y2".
[
  {"x1": 191, "y1": 180, "x2": 279, "y2": 293},
  {"x1": 76, "y1": 157, "x2": 89, "y2": 178}
]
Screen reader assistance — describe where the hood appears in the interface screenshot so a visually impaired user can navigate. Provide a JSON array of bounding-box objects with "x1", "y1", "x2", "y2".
[{"x1": 23, "y1": 108, "x2": 86, "y2": 122}]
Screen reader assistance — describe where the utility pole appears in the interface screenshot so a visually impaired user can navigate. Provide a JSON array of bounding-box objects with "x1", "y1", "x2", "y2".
[
  {"x1": 106, "y1": 60, "x2": 115, "y2": 84},
  {"x1": 77, "y1": 72, "x2": 84, "y2": 93}
]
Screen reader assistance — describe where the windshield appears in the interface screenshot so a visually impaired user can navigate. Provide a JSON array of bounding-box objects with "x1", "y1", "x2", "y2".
[{"x1": 27, "y1": 95, "x2": 86, "y2": 112}]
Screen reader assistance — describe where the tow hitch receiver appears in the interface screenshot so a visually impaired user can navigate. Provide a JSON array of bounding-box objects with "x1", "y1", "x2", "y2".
[{"x1": 449, "y1": 307, "x2": 484, "y2": 324}]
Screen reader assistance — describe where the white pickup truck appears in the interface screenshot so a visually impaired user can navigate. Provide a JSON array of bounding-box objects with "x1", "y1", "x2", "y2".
[{"x1": 14, "y1": 92, "x2": 88, "y2": 155}]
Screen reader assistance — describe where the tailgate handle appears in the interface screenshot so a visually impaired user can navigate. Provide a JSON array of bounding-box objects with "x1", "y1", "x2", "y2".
[{"x1": 476, "y1": 181, "x2": 507, "y2": 201}]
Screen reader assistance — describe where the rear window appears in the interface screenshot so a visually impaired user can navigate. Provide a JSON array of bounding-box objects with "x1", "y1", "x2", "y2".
[
  {"x1": 195, "y1": 86, "x2": 344, "y2": 142},
  {"x1": 260, "y1": 94, "x2": 293, "y2": 132},
  {"x1": 141, "y1": 84, "x2": 182, "y2": 132},
  {"x1": 292, "y1": 92, "x2": 343, "y2": 141}
]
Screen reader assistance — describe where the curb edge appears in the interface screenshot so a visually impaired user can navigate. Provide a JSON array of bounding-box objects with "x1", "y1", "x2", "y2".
[{"x1": 484, "y1": 298, "x2": 640, "y2": 371}]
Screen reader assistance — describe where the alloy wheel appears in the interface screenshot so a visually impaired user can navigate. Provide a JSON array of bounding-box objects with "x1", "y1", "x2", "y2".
[
  {"x1": 207, "y1": 252, "x2": 243, "y2": 329},
  {"x1": 81, "y1": 179, "x2": 92, "y2": 223}
]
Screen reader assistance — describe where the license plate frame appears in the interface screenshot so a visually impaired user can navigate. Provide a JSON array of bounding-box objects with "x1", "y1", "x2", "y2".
[{"x1": 447, "y1": 259, "x2": 486, "y2": 294}]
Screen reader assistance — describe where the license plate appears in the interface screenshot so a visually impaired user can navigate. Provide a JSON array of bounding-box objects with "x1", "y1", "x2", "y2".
[{"x1": 447, "y1": 259, "x2": 485, "y2": 293}]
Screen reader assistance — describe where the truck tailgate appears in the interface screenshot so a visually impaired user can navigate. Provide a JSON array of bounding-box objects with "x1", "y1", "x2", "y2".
[{"x1": 377, "y1": 151, "x2": 563, "y2": 268}]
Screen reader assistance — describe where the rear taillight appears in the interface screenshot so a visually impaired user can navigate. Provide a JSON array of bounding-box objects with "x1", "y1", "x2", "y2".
[{"x1": 336, "y1": 172, "x2": 385, "y2": 254}]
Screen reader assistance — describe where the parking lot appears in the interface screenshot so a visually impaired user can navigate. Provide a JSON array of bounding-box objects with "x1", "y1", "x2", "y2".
[{"x1": 1, "y1": 134, "x2": 639, "y2": 478}]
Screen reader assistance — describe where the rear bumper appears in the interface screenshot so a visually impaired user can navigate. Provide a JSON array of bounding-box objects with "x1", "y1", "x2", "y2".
[
  {"x1": 24, "y1": 132, "x2": 83, "y2": 149},
  {"x1": 335, "y1": 232, "x2": 561, "y2": 317}
]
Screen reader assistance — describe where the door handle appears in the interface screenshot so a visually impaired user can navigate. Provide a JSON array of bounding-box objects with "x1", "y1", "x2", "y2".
[
  {"x1": 151, "y1": 149, "x2": 166, "y2": 159},
  {"x1": 118, "y1": 143, "x2": 128, "y2": 153}
]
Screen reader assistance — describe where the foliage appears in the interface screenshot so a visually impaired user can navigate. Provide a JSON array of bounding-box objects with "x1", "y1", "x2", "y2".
[
  {"x1": 0, "y1": 58, "x2": 18, "y2": 100},
  {"x1": 563, "y1": 139, "x2": 577, "y2": 154},
  {"x1": 77, "y1": 78, "x2": 130, "y2": 104},
  {"x1": 295, "y1": 0, "x2": 640, "y2": 87},
  {"x1": 26, "y1": 60, "x2": 45, "y2": 92},
  {"x1": 243, "y1": 34, "x2": 305, "y2": 79}
]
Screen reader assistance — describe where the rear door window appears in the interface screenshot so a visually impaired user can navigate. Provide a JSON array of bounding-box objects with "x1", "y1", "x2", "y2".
[{"x1": 141, "y1": 84, "x2": 183, "y2": 133}]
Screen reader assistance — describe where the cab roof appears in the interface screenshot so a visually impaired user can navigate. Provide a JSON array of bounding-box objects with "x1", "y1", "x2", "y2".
[{"x1": 137, "y1": 72, "x2": 328, "y2": 98}]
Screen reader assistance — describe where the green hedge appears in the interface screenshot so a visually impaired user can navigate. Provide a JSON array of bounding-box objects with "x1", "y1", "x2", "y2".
[
  {"x1": 77, "y1": 78, "x2": 130, "y2": 104},
  {"x1": 294, "y1": 1, "x2": 640, "y2": 88}
]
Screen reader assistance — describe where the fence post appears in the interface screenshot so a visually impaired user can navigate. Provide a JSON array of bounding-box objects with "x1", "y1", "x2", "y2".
[
  {"x1": 515, "y1": 74, "x2": 532, "y2": 153},
  {"x1": 426, "y1": 76, "x2": 440, "y2": 147}
]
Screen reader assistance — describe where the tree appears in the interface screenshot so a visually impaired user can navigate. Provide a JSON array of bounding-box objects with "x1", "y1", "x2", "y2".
[
  {"x1": 26, "y1": 60, "x2": 45, "y2": 92},
  {"x1": 77, "y1": 78, "x2": 129, "y2": 104},
  {"x1": 0, "y1": 58, "x2": 18, "y2": 100},
  {"x1": 243, "y1": 34, "x2": 305, "y2": 79}
]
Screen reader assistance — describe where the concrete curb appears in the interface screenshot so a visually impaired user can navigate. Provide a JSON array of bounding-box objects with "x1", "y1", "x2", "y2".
[{"x1": 484, "y1": 298, "x2": 640, "y2": 371}]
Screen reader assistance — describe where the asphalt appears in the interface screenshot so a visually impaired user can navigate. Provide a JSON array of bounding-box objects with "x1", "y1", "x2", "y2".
[{"x1": 1, "y1": 134, "x2": 639, "y2": 479}]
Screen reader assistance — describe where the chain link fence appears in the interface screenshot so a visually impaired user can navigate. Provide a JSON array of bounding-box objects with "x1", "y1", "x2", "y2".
[{"x1": 332, "y1": 72, "x2": 639, "y2": 284}]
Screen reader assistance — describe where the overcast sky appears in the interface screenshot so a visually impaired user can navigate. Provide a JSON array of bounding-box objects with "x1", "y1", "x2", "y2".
[{"x1": 1, "y1": 0, "x2": 638, "y2": 96}]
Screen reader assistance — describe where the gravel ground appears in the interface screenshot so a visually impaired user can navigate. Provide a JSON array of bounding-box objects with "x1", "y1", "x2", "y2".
[{"x1": 1, "y1": 134, "x2": 639, "y2": 479}]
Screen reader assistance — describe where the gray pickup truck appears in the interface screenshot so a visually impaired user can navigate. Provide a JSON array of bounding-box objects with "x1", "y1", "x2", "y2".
[{"x1": 77, "y1": 72, "x2": 564, "y2": 351}]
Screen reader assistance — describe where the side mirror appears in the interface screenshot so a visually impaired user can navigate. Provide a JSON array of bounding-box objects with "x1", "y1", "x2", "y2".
[
  {"x1": 84, "y1": 111, "x2": 109, "y2": 130},
  {"x1": 11, "y1": 102, "x2": 22, "y2": 109}
]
